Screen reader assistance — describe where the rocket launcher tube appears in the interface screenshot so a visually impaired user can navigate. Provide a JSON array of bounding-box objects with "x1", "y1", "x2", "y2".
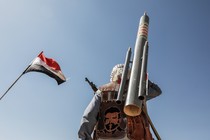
[
  {"x1": 138, "y1": 41, "x2": 149, "y2": 100},
  {"x1": 116, "y1": 47, "x2": 132, "y2": 104}
]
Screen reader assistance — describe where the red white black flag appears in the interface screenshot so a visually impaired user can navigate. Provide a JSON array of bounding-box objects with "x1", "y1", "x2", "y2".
[{"x1": 24, "y1": 51, "x2": 66, "y2": 85}]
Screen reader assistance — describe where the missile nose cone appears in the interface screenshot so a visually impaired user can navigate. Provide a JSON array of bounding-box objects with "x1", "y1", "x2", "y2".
[{"x1": 140, "y1": 12, "x2": 149, "y2": 25}]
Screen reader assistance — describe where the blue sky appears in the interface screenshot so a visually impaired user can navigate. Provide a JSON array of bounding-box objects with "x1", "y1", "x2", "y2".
[{"x1": 0, "y1": 0, "x2": 210, "y2": 140}]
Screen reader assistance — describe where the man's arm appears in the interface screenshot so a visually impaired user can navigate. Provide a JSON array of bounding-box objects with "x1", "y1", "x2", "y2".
[
  {"x1": 78, "y1": 92, "x2": 101, "y2": 140},
  {"x1": 146, "y1": 80, "x2": 162, "y2": 101}
]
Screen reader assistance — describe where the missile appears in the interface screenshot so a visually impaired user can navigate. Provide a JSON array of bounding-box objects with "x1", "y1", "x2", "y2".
[{"x1": 124, "y1": 12, "x2": 149, "y2": 117}]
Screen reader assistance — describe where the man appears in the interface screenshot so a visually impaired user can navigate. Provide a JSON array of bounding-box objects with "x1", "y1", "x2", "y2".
[{"x1": 78, "y1": 64, "x2": 161, "y2": 140}]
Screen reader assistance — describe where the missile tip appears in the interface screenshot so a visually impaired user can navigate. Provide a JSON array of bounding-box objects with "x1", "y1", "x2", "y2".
[{"x1": 144, "y1": 11, "x2": 147, "y2": 16}]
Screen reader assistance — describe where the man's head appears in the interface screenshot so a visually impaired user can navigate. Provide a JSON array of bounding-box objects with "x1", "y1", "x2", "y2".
[{"x1": 110, "y1": 64, "x2": 130, "y2": 84}]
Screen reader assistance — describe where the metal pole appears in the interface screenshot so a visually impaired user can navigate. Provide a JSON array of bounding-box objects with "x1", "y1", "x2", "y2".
[
  {"x1": 0, "y1": 65, "x2": 31, "y2": 101},
  {"x1": 143, "y1": 101, "x2": 161, "y2": 140}
]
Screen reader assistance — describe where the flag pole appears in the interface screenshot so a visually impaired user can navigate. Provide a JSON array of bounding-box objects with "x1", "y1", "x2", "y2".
[{"x1": 0, "y1": 64, "x2": 31, "y2": 101}]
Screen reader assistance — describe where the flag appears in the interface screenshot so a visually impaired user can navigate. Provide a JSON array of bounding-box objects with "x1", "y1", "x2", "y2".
[{"x1": 24, "y1": 51, "x2": 66, "y2": 85}]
